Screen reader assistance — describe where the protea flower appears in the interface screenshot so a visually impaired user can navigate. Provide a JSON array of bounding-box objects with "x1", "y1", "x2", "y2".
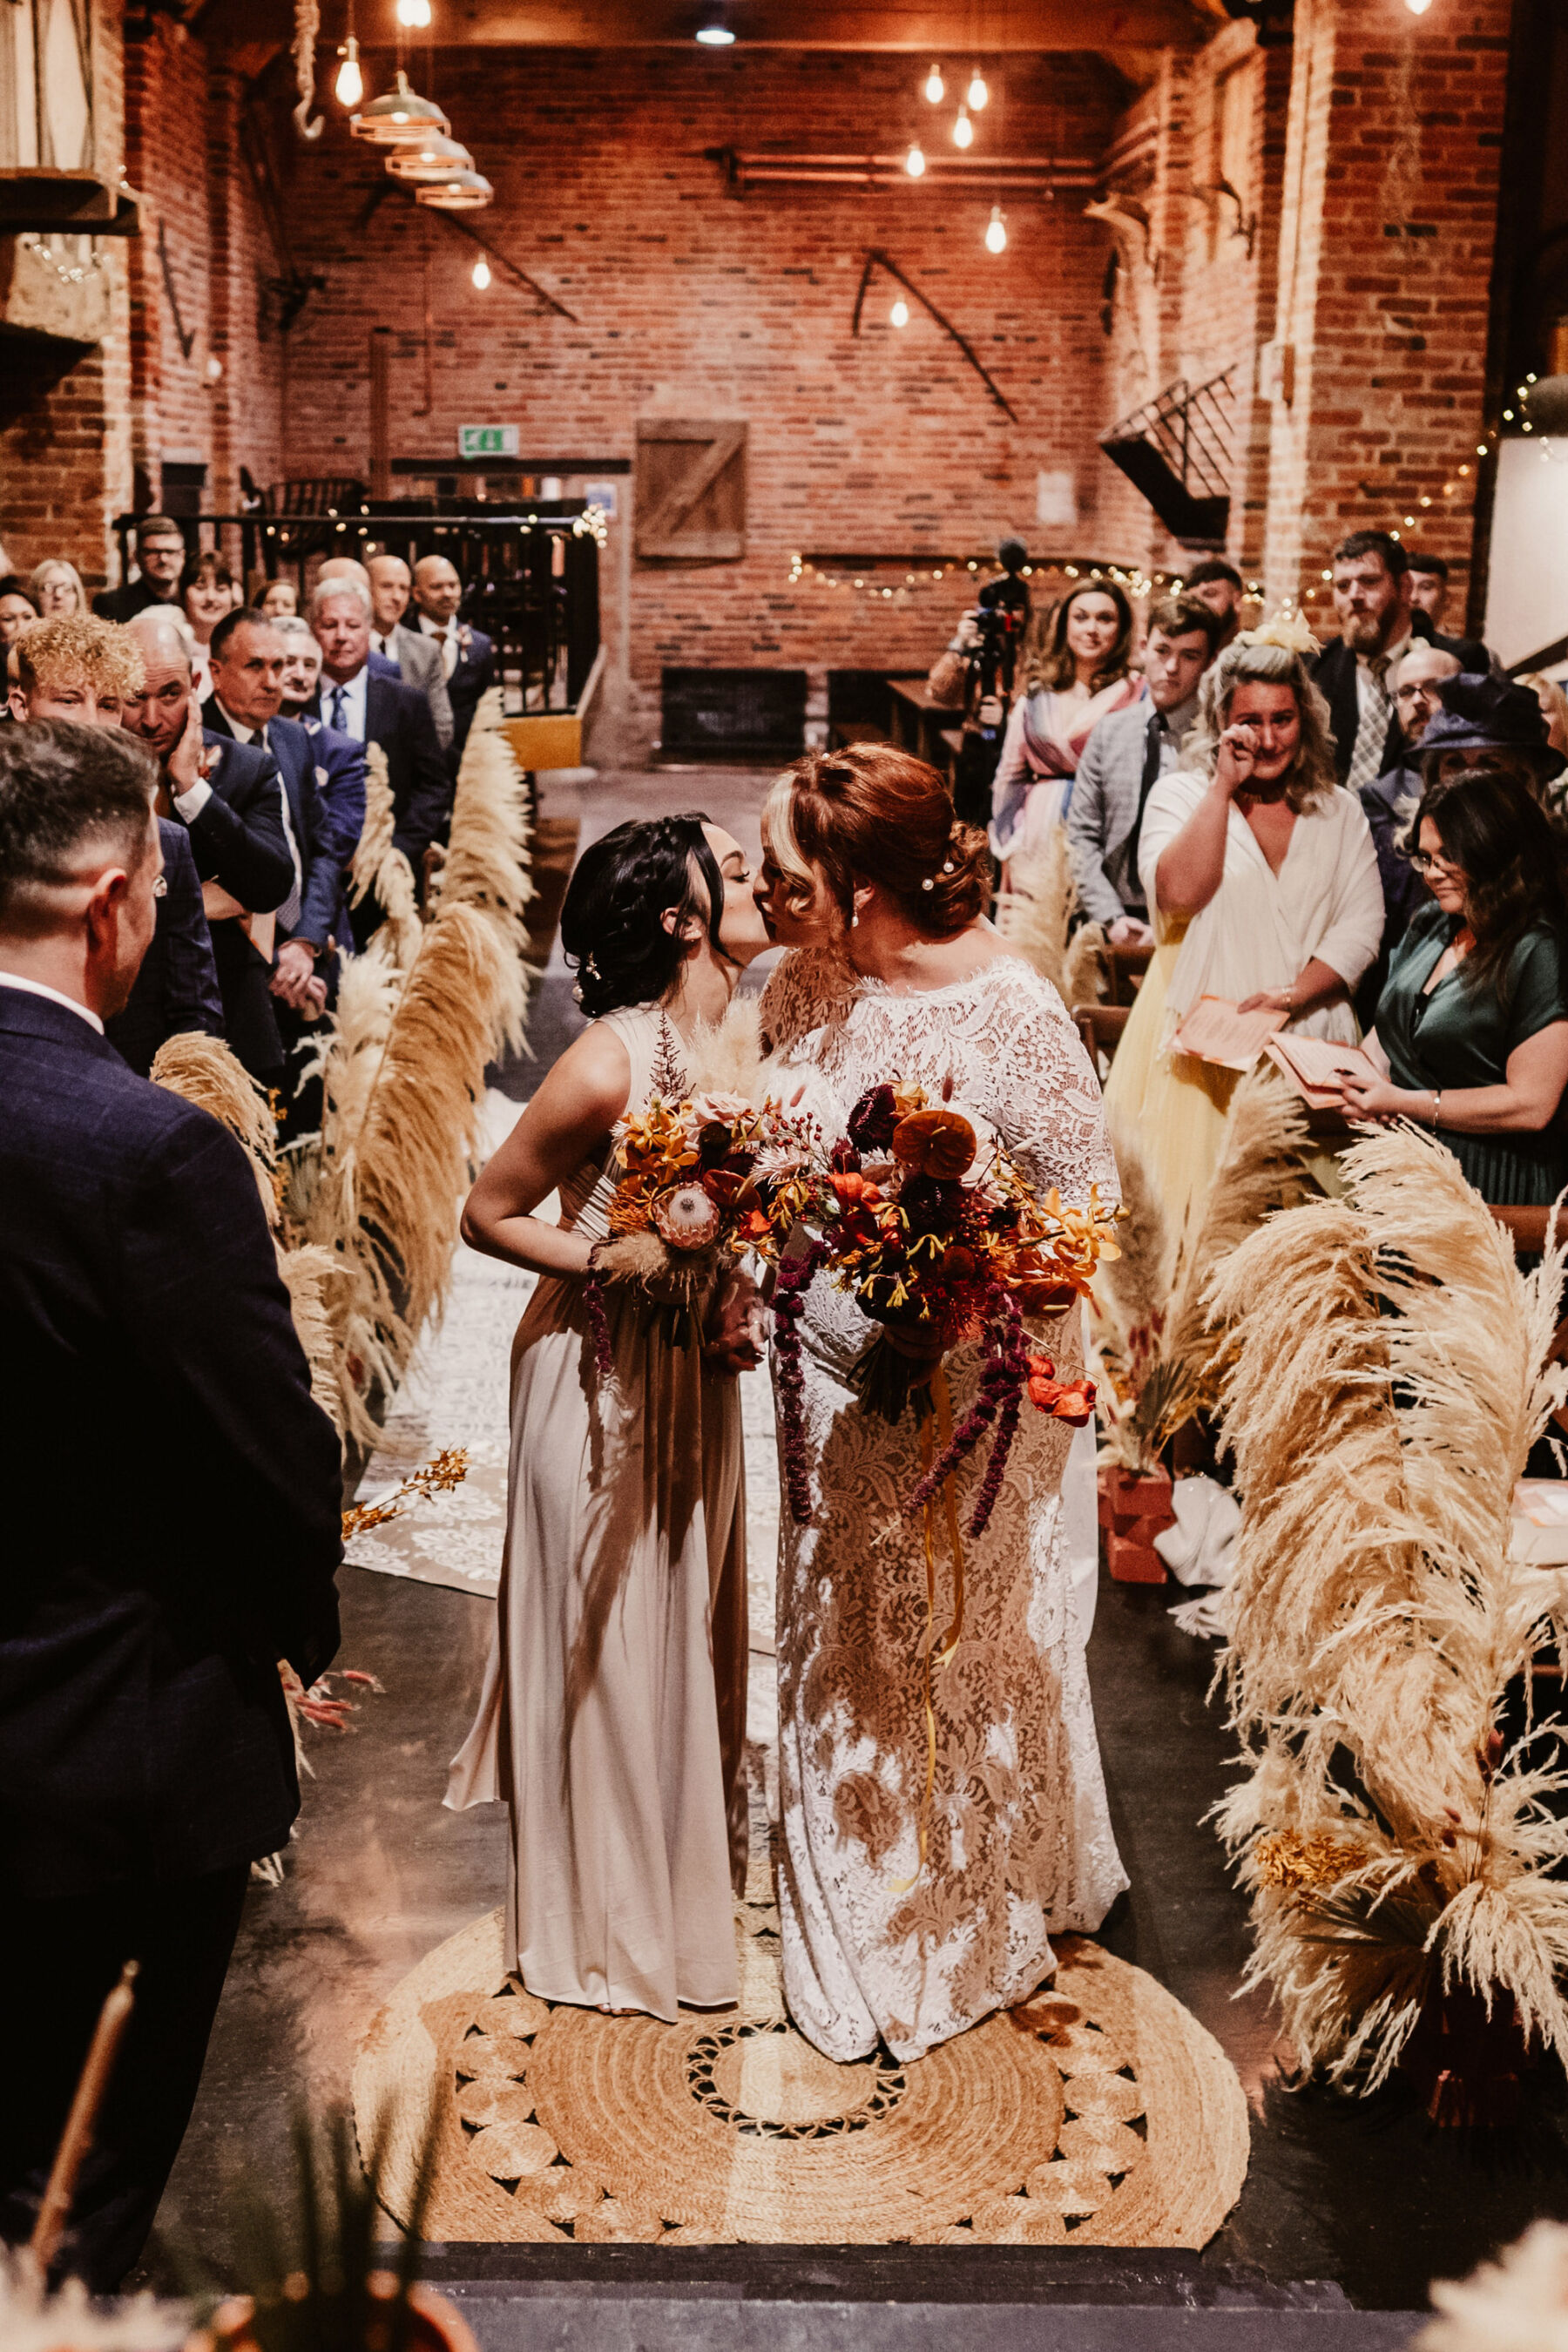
[{"x1": 652, "y1": 1182, "x2": 723, "y2": 1251}]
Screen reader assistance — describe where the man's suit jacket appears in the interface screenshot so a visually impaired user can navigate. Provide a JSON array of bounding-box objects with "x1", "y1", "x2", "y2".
[
  {"x1": 202, "y1": 703, "x2": 367, "y2": 956},
  {"x1": 91, "y1": 579, "x2": 175, "y2": 626},
  {"x1": 314, "y1": 673, "x2": 451, "y2": 868},
  {"x1": 0, "y1": 988, "x2": 341, "y2": 1898},
  {"x1": 377, "y1": 623, "x2": 454, "y2": 751},
  {"x1": 420, "y1": 618, "x2": 495, "y2": 763},
  {"x1": 1064, "y1": 693, "x2": 1196, "y2": 929},
  {"x1": 1315, "y1": 626, "x2": 1485, "y2": 786},
  {"x1": 178, "y1": 730, "x2": 294, "y2": 1078},
  {"x1": 104, "y1": 818, "x2": 224, "y2": 1077}
]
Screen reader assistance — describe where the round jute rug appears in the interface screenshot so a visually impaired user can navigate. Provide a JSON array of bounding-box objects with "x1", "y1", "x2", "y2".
[{"x1": 352, "y1": 1861, "x2": 1248, "y2": 2247}]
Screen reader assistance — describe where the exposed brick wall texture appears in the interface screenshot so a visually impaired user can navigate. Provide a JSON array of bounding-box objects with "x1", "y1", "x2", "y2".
[{"x1": 1263, "y1": 0, "x2": 1512, "y2": 624}]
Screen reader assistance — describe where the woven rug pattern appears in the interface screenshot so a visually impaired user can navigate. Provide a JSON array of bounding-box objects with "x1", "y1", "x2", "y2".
[{"x1": 352, "y1": 1855, "x2": 1247, "y2": 2247}]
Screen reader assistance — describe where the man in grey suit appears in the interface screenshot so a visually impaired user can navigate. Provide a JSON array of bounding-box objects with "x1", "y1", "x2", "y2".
[
  {"x1": 367, "y1": 554, "x2": 454, "y2": 752},
  {"x1": 1064, "y1": 593, "x2": 1220, "y2": 945}
]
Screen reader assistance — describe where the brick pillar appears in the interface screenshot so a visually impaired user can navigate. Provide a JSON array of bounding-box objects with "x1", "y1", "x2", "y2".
[{"x1": 1262, "y1": 0, "x2": 1512, "y2": 623}]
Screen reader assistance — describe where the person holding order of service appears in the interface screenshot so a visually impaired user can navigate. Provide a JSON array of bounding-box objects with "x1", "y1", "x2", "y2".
[
  {"x1": 1103, "y1": 625, "x2": 1383, "y2": 1237},
  {"x1": 1338, "y1": 767, "x2": 1568, "y2": 1205}
]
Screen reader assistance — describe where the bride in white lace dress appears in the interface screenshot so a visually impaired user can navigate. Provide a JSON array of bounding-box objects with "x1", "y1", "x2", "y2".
[{"x1": 755, "y1": 747, "x2": 1127, "y2": 2064}]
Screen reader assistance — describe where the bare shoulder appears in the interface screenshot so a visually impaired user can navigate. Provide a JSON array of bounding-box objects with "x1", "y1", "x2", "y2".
[{"x1": 531, "y1": 1019, "x2": 633, "y2": 1129}]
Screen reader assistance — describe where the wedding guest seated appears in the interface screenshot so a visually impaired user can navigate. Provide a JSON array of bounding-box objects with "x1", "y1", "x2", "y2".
[
  {"x1": 92, "y1": 514, "x2": 186, "y2": 626},
  {"x1": 1403, "y1": 548, "x2": 1489, "y2": 670},
  {"x1": 1417, "y1": 672, "x2": 1566, "y2": 809},
  {"x1": 1065, "y1": 592, "x2": 1220, "y2": 945},
  {"x1": 0, "y1": 575, "x2": 39, "y2": 647},
  {"x1": 990, "y1": 580, "x2": 1139, "y2": 870},
  {"x1": 1103, "y1": 631, "x2": 1383, "y2": 1234},
  {"x1": 1356, "y1": 641, "x2": 1462, "y2": 1017},
  {"x1": 274, "y1": 613, "x2": 324, "y2": 715},
  {"x1": 30, "y1": 558, "x2": 88, "y2": 619},
  {"x1": 308, "y1": 578, "x2": 450, "y2": 924},
  {"x1": 123, "y1": 610, "x2": 294, "y2": 1088},
  {"x1": 205, "y1": 607, "x2": 367, "y2": 1111},
  {"x1": 1182, "y1": 556, "x2": 1245, "y2": 654},
  {"x1": 1342, "y1": 768, "x2": 1568, "y2": 1205},
  {"x1": 0, "y1": 718, "x2": 341, "y2": 2289},
  {"x1": 179, "y1": 548, "x2": 239, "y2": 705},
  {"x1": 412, "y1": 553, "x2": 494, "y2": 761},
  {"x1": 8, "y1": 616, "x2": 221, "y2": 1072},
  {"x1": 1521, "y1": 671, "x2": 1568, "y2": 763},
  {"x1": 368, "y1": 553, "x2": 454, "y2": 752},
  {"x1": 251, "y1": 574, "x2": 299, "y2": 622}
]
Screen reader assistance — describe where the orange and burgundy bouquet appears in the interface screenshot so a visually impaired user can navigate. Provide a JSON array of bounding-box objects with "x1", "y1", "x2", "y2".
[
  {"x1": 770, "y1": 1080, "x2": 1118, "y2": 1535},
  {"x1": 585, "y1": 1089, "x2": 818, "y2": 1363}
]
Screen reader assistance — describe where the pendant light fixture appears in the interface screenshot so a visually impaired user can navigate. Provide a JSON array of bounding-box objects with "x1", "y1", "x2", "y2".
[
  {"x1": 890, "y1": 297, "x2": 909, "y2": 328},
  {"x1": 386, "y1": 129, "x2": 474, "y2": 180},
  {"x1": 984, "y1": 204, "x2": 1007, "y2": 253},
  {"x1": 695, "y1": 3, "x2": 735, "y2": 41},
  {"x1": 967, "y1": 67, "x2": 989, "y2": 110},
  {"x1": 334, "y1": 34, "x2": 362, "y2": 106},
  {"x1": 952, "y1": 104, "x2": 973, "y2": 149},
  {"x1": 923, "y1": 63, "x2": 944, "y2": 102},
  {"x1": 905, "y1": 140, "x2": 926, "y2": 177},
  {"x1": 416, "y1": 167, "x2": 494, "y2": 209},
  {"x1": 351, "y1": 67, "x2": 449, "y2": 143}
]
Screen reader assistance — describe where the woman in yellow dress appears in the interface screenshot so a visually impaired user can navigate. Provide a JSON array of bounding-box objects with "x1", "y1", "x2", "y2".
[{"x1": 1105, "y1": 632, "x2": 1382, "y2": 1239}]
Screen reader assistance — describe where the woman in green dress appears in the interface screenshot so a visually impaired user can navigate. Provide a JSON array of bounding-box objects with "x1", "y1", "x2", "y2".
[{"x1": 1341, "y1": 767, "x2": 1568, "y2": 1204}]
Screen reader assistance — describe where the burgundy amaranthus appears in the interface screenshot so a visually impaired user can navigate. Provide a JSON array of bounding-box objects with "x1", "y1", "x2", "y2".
[
  {"x1": 774, "y1": 1240, "x2": 828, "y2": 1524},
  {"x1": 906, "y1": 1290, "x2": 1036, "y2": 1539},
  {"x1": 584, "y1": 1267, "x2": 615, "y2": 1382}
]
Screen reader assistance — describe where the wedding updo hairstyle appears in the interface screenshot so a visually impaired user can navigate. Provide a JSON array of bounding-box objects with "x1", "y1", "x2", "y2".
[
  {"x1": 762, "y1": 744, "x2": 990, "y2": 937},
  {"x1": 561, "y1": 813, "x2": 727, "y2": 1018},
  {"x1": 1183, "y1": 637, "x2": 1339, "y2": 814}
]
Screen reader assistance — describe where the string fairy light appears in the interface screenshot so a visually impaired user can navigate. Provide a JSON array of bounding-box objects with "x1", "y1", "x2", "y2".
[
  {"x1": 905, "y1": 140, "x2": 926, "y2": 178},
  {"x1": 923, "y1": 62, "x2": 945, "y2": 102},
  {"x1": 783, "y1": 553, "x2": 1253, "y2": 607}
]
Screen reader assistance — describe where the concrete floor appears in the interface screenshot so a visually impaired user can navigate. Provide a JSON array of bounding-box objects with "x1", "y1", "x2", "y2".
[{"x1": 133, "y1": 764, "x2": 1568, "y2": 2328}]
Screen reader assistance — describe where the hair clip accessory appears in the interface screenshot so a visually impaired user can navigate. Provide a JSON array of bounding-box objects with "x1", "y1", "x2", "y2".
[
  {"x1": 571, "y1": 982, "x2": 585, "y2": 1004},
  {"x1": 922, "y1": 876, "x2": 935, "y2": 891},
  {"x1": 942, "y1": 859, "x2": 955, "y2": 873}
]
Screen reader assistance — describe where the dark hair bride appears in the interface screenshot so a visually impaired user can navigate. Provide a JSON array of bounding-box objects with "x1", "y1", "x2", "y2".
[{"x1": 560, "y1": 813, "x2": 729, "y2": 1017}]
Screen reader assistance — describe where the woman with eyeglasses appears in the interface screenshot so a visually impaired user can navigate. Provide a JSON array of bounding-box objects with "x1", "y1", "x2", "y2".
[{"x1": 1341, "y1": 767, "x2": 1568, "y2": 1204}]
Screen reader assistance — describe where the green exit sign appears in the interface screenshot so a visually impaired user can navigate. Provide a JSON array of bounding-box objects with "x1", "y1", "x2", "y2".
[{"x1": 459, "y1": 424, "x2": 519, "y2": 458}]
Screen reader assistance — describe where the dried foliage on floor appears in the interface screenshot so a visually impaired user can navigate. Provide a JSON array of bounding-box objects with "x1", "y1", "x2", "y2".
[
  {"x1": 1092, "y1": 1070, "x2": 1313, "y2": 1470},
  {"x1": 1422, "y1": 2220, "x2": 1568, "y2": 2349},
  {"x1": 995, "y1": 823, "x2": 1106, "y2": 1008},
  {"x1": 1212, "y1": 1125, "x2": 1568, "y2": 2093}
]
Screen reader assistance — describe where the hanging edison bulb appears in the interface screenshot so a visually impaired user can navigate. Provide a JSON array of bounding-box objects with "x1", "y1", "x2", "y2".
[
  {"x1": 967, "y1": 67, "x2": 989, "y2": 110},
  {"x1": 984, "y1": 204, "x2": 1007, "y2": 254},
  {"x1": 923, "y1": 62, "x2": 944, "y2": 102},
  {"x1": 472, "y1": 256, "x2": 491, "y2": 289},
  {"x1": 395, "y1": 0, "x2": 433, "y2": 24},
  {"x1": 952, "y1": 104, "x2": 973, "y2": 149},
  {"x1": 905, "y1": 140, "x2": 926, "y2": 177},
  {"x1": 890, "y1": 297, "x2": 909, "y2": 328},
  {"x1": 334, "y1": 36, "x2": 363, "y2": 106},
  {"x1": 1403, "y1": 0, "x2": 1433, "y2": 12}
]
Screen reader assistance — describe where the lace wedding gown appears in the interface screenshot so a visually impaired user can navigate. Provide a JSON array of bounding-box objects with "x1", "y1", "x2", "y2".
[
  {"x1": 760, "y1": 950, "x2": 1127, "y2": 2063},
  {"x1": 446, "y1": 1004, "x2": 748, "y2": 2022}
]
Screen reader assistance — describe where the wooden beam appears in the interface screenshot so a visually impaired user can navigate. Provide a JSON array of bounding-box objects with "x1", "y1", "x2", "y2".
[{"x1": 391, "y1": 0, "x2": 1210, "y2": 47}]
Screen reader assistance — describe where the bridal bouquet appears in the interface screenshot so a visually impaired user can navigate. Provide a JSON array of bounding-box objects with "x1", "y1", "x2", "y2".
[
  {"x1": 768, "y1": 1080, "x2": 1117, "y2": 1534},
  {"x1": 585, "y1": 1088, "x2": 818, "y2": 1362}
]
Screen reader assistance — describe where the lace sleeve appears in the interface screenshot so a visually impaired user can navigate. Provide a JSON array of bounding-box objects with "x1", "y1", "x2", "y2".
[
  {"x1": 758, "y1": 945, "x2": 856, "y2": 1058},
  {"x1": 988, "y1": 966, "x2": 1121, "y2": 1211}
]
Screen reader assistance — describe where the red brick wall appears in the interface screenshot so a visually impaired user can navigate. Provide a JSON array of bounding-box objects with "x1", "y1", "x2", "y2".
[
  {"x1": 273, "y1": 47, "x2": 1129, "y2": 746},
  {"x1": 1263, "y1": 0, "x2": 1512, "y2": 625}
]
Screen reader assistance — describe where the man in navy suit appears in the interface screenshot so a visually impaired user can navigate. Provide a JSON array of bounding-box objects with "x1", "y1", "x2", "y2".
[
  {"x1": 309, "y1": 578, "x2": 450, "y2": 936},
  {"x1": 6, "y1": 613, "x2": 223, "y2": 1075},
  {"x1": 413, "y1": 553, "x2": 496, "y2": 766},
  {"x1": 0, "y1": 720, "x2": 341, "y2": 2288},
  {"x1": 123, "y1": 612, "x2": 294, "y2": 1089},
  {"x1": 205, "y1": 608, "x2": 368, "y2": 1125}
]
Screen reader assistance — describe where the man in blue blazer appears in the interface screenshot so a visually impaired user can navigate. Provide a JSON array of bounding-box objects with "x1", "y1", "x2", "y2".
[
  {"x1": 413, "y1": 552, "x2": 496, "y2": 766},
  {"x1": 6, "y1": 612, "x2": 223, "y2": 1074},
  {"x1": 0, "y1": 720, "x2": 341, "y2": 2288},
  {"x1": 124, "y1": 612, "x2": 294, "y2": 1088}
]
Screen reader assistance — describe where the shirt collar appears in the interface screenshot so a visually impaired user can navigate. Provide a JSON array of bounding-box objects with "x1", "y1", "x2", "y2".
[
  {"x1": 418, "y1": 612, "x2": 456, "y2": 638},
  {"x1": 213, "y1": 696, "x2": 262, "y2": 747},
  {"x1": 0, "y1": 970, "x2": 105, "y2": 1033},
  {"x1": 1154, "y1": 691, "x2": 1199, "y2": 738},
  {"x1": 1359, "y1": 630, "x2": 1411, "y2": 672}
]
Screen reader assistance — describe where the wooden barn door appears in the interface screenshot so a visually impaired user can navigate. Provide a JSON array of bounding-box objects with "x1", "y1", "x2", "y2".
[{"x1": 635, "y1": 419, "x2": 747, "y2": 563}]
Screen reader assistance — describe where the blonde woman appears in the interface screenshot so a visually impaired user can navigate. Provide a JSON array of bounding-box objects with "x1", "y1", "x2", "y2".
[
  {"x1": 30, "y1": 558, "x2": 87, "y2": 618},
  {"x1": 1521, "y1": 672, "x2": 1568, "y2": 762},
  {"x1": 1104, "y1": 629, "x2": 1383, "y2": 1234}
]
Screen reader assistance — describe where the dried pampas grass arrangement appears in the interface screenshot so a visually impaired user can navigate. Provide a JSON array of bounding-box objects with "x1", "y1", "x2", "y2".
[
  {"x1": 996, "y1": 824, "x2": 1106, "y2": 1008},
  {"x1": 149, "y1": 1031, "x2": 276, "y2": 1219},
  {"x1": 686, "y1": 991, "x2": 764, "y2": 1099},
  {"x1": 1212, "y1": 1124, "x2": 1568, "y2": 2112},
  {"x1": 293, "y1": 686, "x2": 533, "y2": 1443},
  {"x1": 348, "y1": 741, "x2": 419, "y2": 965},
  {"x1": 1423, "y1": 2222, "x2": 1568, "y2": 2349},
  {"x1": 1092, "y1": 1069, "x2": 1312, "y2": 1470}
]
